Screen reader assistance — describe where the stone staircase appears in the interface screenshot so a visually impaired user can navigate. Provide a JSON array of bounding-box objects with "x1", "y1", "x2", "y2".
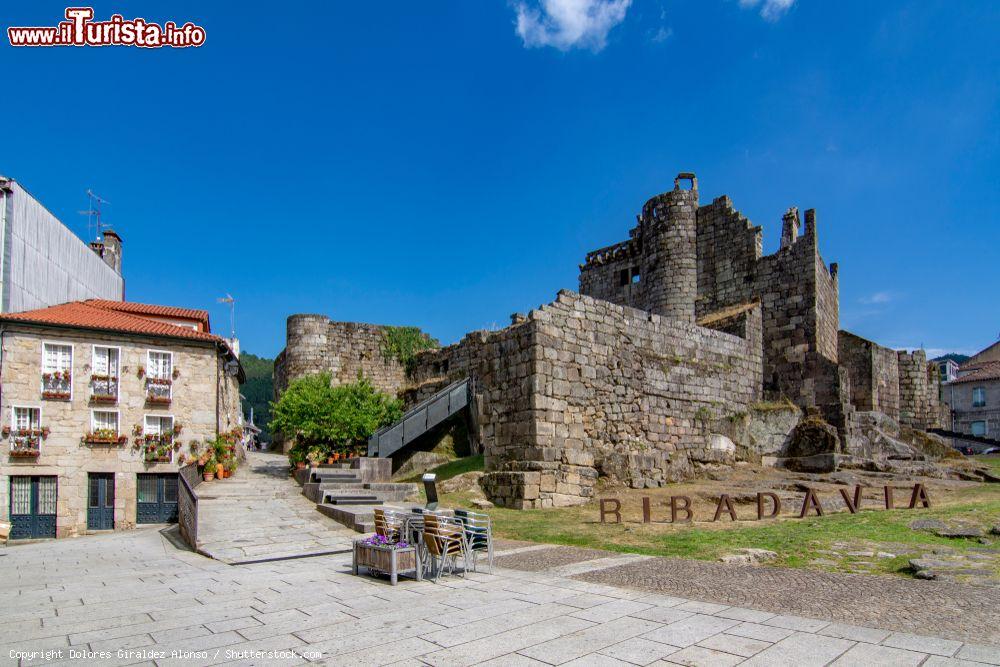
[{"x1": 294, "y1": 462, "x2": 418, "y2": 533}]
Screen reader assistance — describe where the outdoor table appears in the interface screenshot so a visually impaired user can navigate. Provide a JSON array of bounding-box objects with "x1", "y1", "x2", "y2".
[{"x1": 352, "y1": 538, "x2": 422, "y2": 586}]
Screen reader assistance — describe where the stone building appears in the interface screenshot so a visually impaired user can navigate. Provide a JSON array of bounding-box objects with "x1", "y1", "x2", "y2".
[
  {"x1": 278, "y1": 173, "x2": 943, "y2": 508},
  {"x1": 0, "y1": 299, "x2": 243, "y2": 539},
  {"x1": 0, "y1": 177, "x2": 125, "y2": 312},
  {"x1": 940, "y1": 341, "x2": 1000, "y2": 439}
]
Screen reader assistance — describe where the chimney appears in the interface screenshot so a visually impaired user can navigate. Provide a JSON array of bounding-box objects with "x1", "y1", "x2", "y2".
[{"x1": 101, "y1": 229, "x2": 123, "y2": 274}]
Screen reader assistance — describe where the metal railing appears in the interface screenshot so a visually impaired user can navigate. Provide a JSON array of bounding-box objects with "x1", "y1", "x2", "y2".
[{"x1": 368, "y1": 377, "x2": 470, "y2": 458}]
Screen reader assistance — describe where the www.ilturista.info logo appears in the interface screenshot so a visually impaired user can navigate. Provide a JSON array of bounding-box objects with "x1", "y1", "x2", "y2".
[{"x1": 8, "y1": 7, "x2": 205, "y2": 48}]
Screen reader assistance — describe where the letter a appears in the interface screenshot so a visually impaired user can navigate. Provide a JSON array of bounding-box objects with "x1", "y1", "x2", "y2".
[
  {"x1": 600, "y1": 498, "x2": 621, "y2": 524},
  {"x1": 908, "y1": 483, "x2": 931, "y2": 509},
  {"x1": 757, "y1": 492, "x2": 781, "y2": 520},
  {"x1": 839, "y1": 485, "x2": 863, "y2": 514},
  {"x1": 798, "y1": 488, "x2": 824, "y2": 518},
  {"x1": 671, "y1": 495, "x2": 693, "y2": 523},
  {"x1": 713, "y1": 494, "x2": 739, "y2": 522}
]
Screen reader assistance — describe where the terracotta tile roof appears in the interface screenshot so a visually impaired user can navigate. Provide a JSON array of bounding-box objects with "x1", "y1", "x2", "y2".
[
  {"x1": 0, "y1": 301, "x2": 222, "y2": 344},
  {"x1": 84, "y1": 299, "x2": 210, "y2": 329},
  {"x1": 951, "y1": 361, "x2": 1000, "y2": 384}
]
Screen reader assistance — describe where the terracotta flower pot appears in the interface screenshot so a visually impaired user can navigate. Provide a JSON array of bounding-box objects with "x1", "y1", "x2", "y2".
[
  {"x1": 203, "y1": 472, "x2": 214, "y2": 481},
  {"x1": 296, "y1": 462, "x2": 306, "y2": 470},
  {"x1": 216, "y1": 463, "x2": 225, "y2": 477}
]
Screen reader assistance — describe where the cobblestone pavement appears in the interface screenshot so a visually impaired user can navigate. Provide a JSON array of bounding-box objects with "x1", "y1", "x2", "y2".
[
  {"x1": 1, "y1": 528, "x2": 998, "y2": 666},
  {"x1": 195, "y1": 452, "x2": 355, "y2": 563},
  {"x1": 494, "y1": 541, "x2": 1000, "y2": 646}
]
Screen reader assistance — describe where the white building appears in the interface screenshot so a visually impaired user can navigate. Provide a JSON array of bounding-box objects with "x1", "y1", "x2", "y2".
[{"x1": 0, "y1": 177, "x2": 124, "y2": 313}]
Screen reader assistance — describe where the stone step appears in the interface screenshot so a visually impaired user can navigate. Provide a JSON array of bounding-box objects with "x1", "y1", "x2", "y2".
[
  {"x1": 309, "y1": 471, "x2": 362, "y2": 484},
  {"x1": 323, "y1": 495, "x2": 381, "y2": 505},
  {"x1": 316, "y1": 503, "x2": 378, "y2": 532}
]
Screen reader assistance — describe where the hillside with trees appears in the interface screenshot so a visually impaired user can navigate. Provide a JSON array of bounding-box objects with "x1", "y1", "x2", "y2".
[{"x1": 239, "y1": 352, "x2": 274, "y2": 442}]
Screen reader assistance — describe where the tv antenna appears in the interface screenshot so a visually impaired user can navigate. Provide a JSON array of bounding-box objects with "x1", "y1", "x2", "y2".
[
  {"x1": 78, "y1": 189, "x2": 110, "y2": 242},
  {"x1": 217, "y1": 294, "x2": 236, "y2": 339}
]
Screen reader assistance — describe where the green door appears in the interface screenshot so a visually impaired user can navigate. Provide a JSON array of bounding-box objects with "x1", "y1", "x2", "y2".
[
  {"x1": 9, "y1": 476, "x2": 57, "y2": 539},
  {"x1": 136, "y1": 473, "x2": 178, "y2": 524},
  {"x1": 87, "y1": 473, "x2": 115, "y2": 530}
]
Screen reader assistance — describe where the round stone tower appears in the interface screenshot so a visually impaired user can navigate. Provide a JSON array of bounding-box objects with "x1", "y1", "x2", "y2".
[
  {"x1": 643, "y1": 172, "x2": 699, "y2": 323},
  {"x1": 284, "y1": 314, "x2": 332, "y2": 384}
]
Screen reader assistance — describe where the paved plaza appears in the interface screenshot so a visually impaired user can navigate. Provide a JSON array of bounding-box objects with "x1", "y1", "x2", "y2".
[
  {"x1": 1, "y1": 457, "x2": 997, "y2": 666},
  {"x1": 0, "y1": 522, "x2": 998, "y2": 666}
]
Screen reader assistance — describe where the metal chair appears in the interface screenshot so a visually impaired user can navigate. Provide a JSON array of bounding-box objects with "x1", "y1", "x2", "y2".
[
  {"x1": 422, "y1": 514, "x2": 469, "y2": 582},
  {"x1": 454, "y1": 509, "x2": 494, "y2": 574},
  {"x1": 373, "y1": 508, "x2": 404, "y2": 542}
]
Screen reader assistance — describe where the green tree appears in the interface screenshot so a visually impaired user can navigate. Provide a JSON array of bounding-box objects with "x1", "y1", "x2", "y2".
[{"x1": 270, "y1": 373, "x2": 402, "y2": 456}]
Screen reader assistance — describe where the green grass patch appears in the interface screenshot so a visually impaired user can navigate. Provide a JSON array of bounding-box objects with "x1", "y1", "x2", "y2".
[
  {"x1": 401, "y1": 454, "x2": 484, "y2": 483},
  {"x1": 975, "y1": 455, "x2": 1000, "y2": 475},
  {"x1": 438, "y1": 485, "x2": 1000, "y2": 578}
]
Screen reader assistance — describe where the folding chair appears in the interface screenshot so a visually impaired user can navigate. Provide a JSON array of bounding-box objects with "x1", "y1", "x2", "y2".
[
  {"x1": 454, "y1": 509, "x2": 494, "y2": 574},
  {"x1": 373, "y1": 508, "x2": 404, "y2": 542},
  {"x1": 422, "y1": 514, "x2": 469, "y2": 582}
]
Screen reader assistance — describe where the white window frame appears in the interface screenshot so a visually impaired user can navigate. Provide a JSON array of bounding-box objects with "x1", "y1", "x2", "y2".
[
  {"x1": 40, "y1": 341, "x2": 74, "y2": 399},
  {"x1": 143, "y1": 414, "x2": 175, "y2": 436},
  {"x1": 11, "y1": 405, "x2": 42, "y2": 431},
  {"x1": 91, "y1": 345, "x2": 122, "y2": 401},
  {"x1": 146, "y1": 350, "x2": 174, "y2": 401},
  {"x1": 90, "y1": 409, "x2": 120, "y2": 435},
  {"x1": 10, "y1": 405, "x2": 42, "y2": 451}
]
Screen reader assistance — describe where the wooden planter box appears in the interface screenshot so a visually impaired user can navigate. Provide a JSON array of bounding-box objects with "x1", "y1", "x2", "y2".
[
  {"x1": 90, "y1": 395, "x2": 118, "y2": 404},
  {"x1": 84, "y1": 436, "x2": 125, "y2": 446},
  {"x1": 353, "y1": 541, "x2": 421, "y2": 585},
  {"x1": 9, "y1": 448, "x2": 40, "y2": 458}
]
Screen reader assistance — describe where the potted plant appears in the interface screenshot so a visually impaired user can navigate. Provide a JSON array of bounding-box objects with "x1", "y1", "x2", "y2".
[
  {"x1": 203, "y1": 456, "x2": 216, "y2": 481},
  {"x1": 215, "y1": 460, "x2": 225, "y2": 479}
]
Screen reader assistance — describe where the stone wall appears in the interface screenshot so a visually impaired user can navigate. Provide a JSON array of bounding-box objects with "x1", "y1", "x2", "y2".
[
  {"x1": 274, "y1": 315, "x2": 410, "y2": 400},
  {"x1": 838, "y1": 330, "x2": 900, "y2": 420},
  {"x1": 898, "y1": 350, "x2": 932, "y2": 429},
  {"x1": 580, "y1": 186, "x2": 839, "y2": 418},
  {"x1": 462, "y1": 291, "x2": 762, "y2": 508},
  {"x1": 0, "y1": 327, "x2": 241, "y2": 537}
]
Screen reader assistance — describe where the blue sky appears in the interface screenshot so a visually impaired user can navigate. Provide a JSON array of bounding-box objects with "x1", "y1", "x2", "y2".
[{"x1": 2, "y1": 1, "x2": 997, "y2": 359}]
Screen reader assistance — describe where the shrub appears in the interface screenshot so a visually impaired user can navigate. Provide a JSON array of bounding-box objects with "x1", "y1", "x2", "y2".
[
  {"x1": 380, "y1": 326, "x2": 438, "y2": 372},
  {"x1": 271, "y1": 373, "x2": 403, "y2": 459}
]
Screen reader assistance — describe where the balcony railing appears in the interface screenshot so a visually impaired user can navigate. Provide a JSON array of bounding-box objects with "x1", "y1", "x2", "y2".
[
  {"x1": 146, "y1": 378, "x2": 172, "y2": 405},
  {"x1": 41, "y1": 372, "x2": 71, "y2": 399},
  {"x1": 90, "y1": 375, "x2": 119, "y2": 403},
  {"x1": 143, "y1": 435, "x2": 174, "y2": 463},
  {"x1": 7, "y1": 429, "x2": 45, "y2": 457}
]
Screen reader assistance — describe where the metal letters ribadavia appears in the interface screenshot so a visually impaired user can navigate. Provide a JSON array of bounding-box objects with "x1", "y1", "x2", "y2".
[{"x1": 598, "y1": 483, "x2": 931, "y2": 524}]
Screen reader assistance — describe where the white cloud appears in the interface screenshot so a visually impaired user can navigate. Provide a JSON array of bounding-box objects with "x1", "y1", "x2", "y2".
[
  {"x1": 514, "y1": 0, "x2": 632, "y2": 52},
  {"x1": 651, "y1": 26, "x2": 672, "y2": 43},
  {"x1": 859, "y1": 291, "x2": 893, "y2": 305},
  {"x1": 739, "y1": 0, "x2": 796, "y2": 21}
]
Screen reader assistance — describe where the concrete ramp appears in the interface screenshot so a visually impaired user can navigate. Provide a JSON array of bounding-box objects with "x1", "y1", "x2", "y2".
[{"x1": 195, "y1": 452, "x2": 356, "y2": 563}]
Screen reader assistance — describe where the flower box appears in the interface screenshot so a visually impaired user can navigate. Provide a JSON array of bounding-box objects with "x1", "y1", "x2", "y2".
[
  {"x1": 146, "y1": 395, "x2": 172, "y2": 405},
  {"x1": 10, "y1": 447, "x2": 40, "y2": 457},
  {"x1": 352, "y1": 536, "x2": 421, "y2": 586},
  {"x1": 42, "y1": 391, "x2": 71, "y2": 400},
  {"x1": 90, "y1": 394, "x2": 118, "y2": 404},
  {"x1": 83, "y1": 434, "x2": 127, "y2": 446},
  {"x1": 145, "y1": 451, "x2": 172, "y2": 463}
]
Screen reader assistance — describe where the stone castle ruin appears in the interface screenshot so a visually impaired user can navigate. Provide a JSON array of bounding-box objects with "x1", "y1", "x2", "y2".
[{"x1": 276, "y1": 173, "x2": 952, "y2": 509}]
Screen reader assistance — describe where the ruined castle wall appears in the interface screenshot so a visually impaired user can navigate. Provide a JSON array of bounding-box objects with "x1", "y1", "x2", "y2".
[
  {"x1": 275, "y1": 316, "x2": 408, "y2": 400},
  {"x1": 577, "y1": 239, "x2": 649, "y2": 311},
  {"x1": 898, "y1": 350, "x2": 930, "y2": 429},
  {"x1": 695, "y1": 196, "x2": 762, "y2": 316},
  {"x1": 838, "y1": 330, "x2": 900, "y2": 420},
  {"x1": 481, "y1": 291, "x2": 763, "y2": 509}
]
